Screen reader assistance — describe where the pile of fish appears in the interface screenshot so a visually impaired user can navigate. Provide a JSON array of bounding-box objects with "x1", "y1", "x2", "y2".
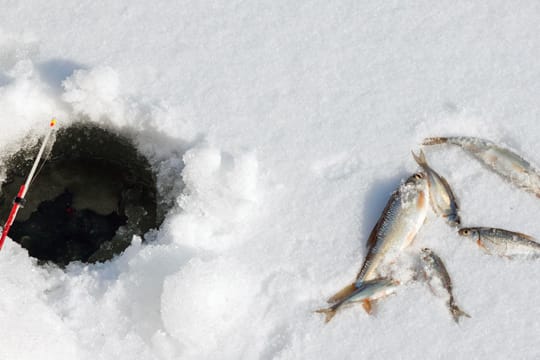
[{"x1": 317, "y1": 136, "x2": 540, "y2": 323}]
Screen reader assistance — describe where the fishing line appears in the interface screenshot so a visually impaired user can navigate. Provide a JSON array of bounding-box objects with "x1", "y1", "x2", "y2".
[{"x1": 28, "y1": 134, "x2": 56, "y2": 188}]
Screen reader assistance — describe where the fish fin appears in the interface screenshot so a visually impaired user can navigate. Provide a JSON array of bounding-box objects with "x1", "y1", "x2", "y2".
[
  {"x1": 511, "y1": 162, "x2": 526, "y2": 173},
  {"x1": 450, "y1": 305, "x2": 471, "y2": 323},
  {"x1": 362, "y1": 299, "x2": 373, "y2": 314},
  {"x1": 512, "y1": 231, "x2": 536, "y2": 242},
  {"x1": 356, "y1": 196, "x2": 394, "y2": 281},
  {"x1": 416, "y1": 190, "x2": 426, "y2": 211},
  {"x1": 411, "y1": 149, "x2": 427, "y2": 167},
  {"x1": 476, "y1": 238, "x2": 487, "y2": 250},
  {"x1": 327, "y1": 283, "x2": 356, "y2": 304},
  {"x1": 355, "y1": 228, "x2": 383, "y2": 282},
  {"x1": 422, "y1": 137, "x2": 449, "y2": 146},
  {"x1": 315, "y1": 307, "x2": 338, "y2": 323},
  {"x1": 365, "y1": 216, "x2": 383, "y2": 250}
]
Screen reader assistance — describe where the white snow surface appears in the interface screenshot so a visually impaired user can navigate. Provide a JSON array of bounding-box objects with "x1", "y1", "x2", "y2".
[{"x1": 1, "y1": 2, "x2": 540, "y2": 359}]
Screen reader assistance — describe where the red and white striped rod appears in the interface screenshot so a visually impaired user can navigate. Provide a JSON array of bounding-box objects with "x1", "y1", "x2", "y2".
[{"x1": 0, "y1": 118, "x2": 57, "y2": 250}]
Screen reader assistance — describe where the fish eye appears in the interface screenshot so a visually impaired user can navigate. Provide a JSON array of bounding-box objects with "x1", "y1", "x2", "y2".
[{"x1": 461, "y1": 229, "x2": 469, "y2": 235}]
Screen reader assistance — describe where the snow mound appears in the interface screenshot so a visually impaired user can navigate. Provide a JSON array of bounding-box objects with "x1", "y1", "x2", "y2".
[
  {"x1": 163, "y1": 144, "x2": 259, "y2": 251},
  {"x1": 62, "y1": 66, "x2": 122, "y2": 122},
  {"x1": 0, "y1": 243, "x2": 78, "y2": 360}
]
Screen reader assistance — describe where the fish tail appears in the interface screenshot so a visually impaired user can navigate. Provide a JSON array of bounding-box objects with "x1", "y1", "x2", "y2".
[
  {"x1": 422, "y1": 137, "x2": 449, "y2": 146},
  {"x1": 450, "y1": 303, "x2": 471, "y2": 323},
  {"x1": 412, "y1": 149, "x2": 428, "y2": 167},
  {"x1": 327, "y1": 282, "x2": 357, "y2": 304},
  {"x1": 315, "y1": 307, "x2": 338, "y2": 323}
]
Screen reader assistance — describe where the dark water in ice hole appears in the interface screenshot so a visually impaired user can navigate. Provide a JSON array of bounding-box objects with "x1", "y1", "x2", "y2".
[{"x1": 0, "y1": 122, "x2": 161, "y2": 266}]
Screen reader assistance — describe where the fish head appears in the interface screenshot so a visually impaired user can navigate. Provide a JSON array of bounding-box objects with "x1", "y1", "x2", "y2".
[
  {"x1": 403, "y1": 172, "x2": 428, "y2": 193},
  {"x1": 458, "y1": 228, "x2": 479, "y2": 241},
  {"x1": 400, "y1": 172, "x2": 429, "y2": 209},
  {"x1": 405, "y1": 172, "x2": 426, "y2": 186}
]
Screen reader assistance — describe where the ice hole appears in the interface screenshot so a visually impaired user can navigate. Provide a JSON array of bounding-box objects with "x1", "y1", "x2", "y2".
[{"x1": 0, "y1": 122, "x2": 160, "y2": 266}]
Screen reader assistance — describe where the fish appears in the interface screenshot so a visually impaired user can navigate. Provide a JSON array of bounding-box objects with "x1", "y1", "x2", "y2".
[
  {"x1": 328, "y1": 172, "x2": 429, "y2": 306},
  {"x1": 420, "y1": 248, "x2": 470, "y2": 323},
  {"x1": 412, "y1": 150, "x2": 460, "y2": 226},
  {"x1": 458, "y1": 227, "x2": 540, "y2": 259},
  {"x1": 423, "y1": 136, "x2": 540, "y2": 198},
  {"x1": 317, "y1": 278, "x2": 399, "y2": 323}
]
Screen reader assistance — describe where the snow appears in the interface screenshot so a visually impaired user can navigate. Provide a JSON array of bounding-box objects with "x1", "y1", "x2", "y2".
[{"x1": 1, "y1": 1, "x2": 540, "y2": 359}]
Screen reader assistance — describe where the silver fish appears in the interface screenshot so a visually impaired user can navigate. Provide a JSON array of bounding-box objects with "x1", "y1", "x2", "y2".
[
  {"x1": 317, "y1": 278, "x2": 399, "y2": 323},
  {"x1": 458, "y1": 227, "x2": 540, "y2": 259},
  {"x1": 412, "y1": 150, "x2": 460, "y2": 226},
  {"x1": 420, "y1": 248, "x2": 470, "y2": 323},
  {"x1": 328, "y1": 172, "x2": 429, "y2": 307},
  {"x1": 423, "y1": 136, "x2": 540, "y2": 198}
]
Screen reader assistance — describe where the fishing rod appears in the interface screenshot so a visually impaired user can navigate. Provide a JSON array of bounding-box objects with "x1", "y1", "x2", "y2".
[{"x1": 0, "y1": 118, "x2": 57, "y2": 250}]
